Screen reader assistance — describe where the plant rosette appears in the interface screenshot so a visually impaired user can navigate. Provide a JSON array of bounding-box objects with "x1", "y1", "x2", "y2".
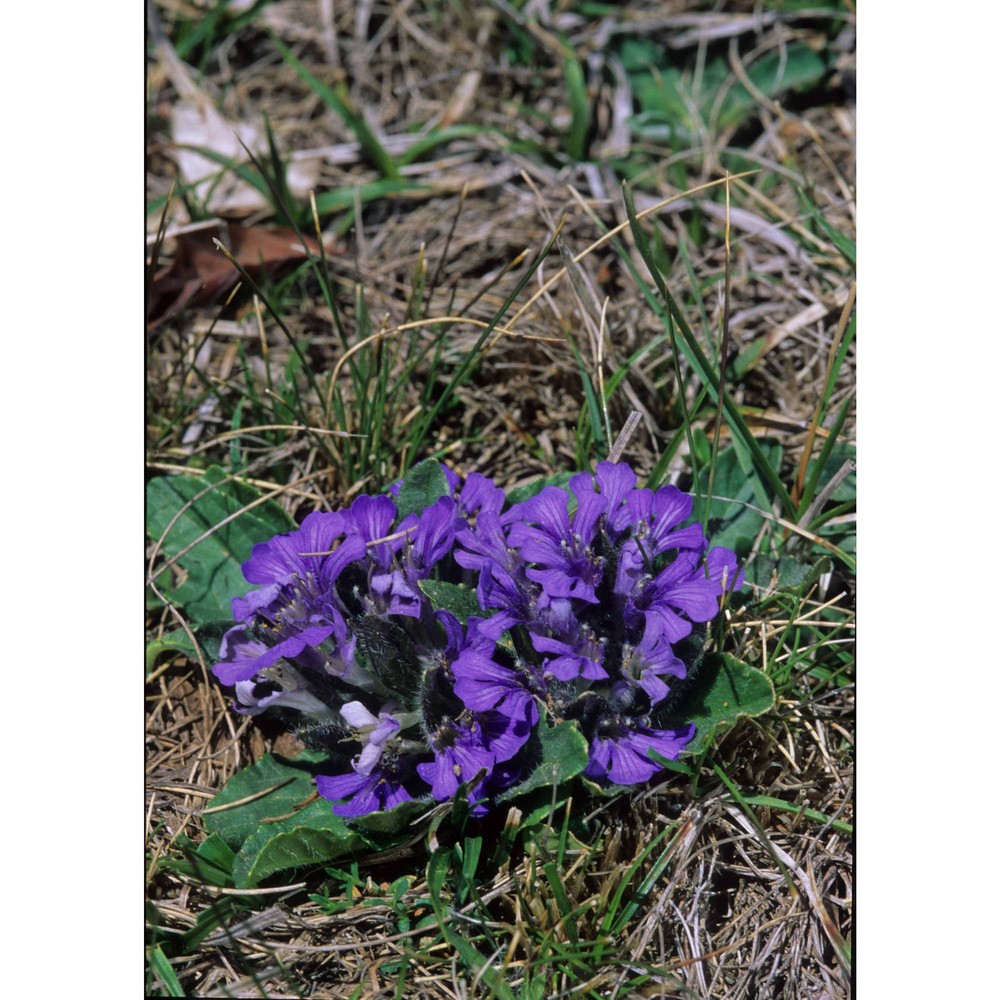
[{"x1": 211, "y1": 460, "x2": 768, "y2": 831}]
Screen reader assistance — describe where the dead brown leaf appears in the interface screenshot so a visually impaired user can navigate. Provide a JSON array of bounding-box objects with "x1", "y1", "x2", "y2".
[{"x1": 147, "y1": 220, "x2": 326, "y2": 328}]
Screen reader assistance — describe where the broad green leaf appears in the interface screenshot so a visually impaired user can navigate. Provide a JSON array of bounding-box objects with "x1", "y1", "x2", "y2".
[
  {"x1": 202, "y1": 751, "x2": 329, "y2": 851},
  {"x1": 233, "y1": 797, "x2": 367, "y2": 888},
  {"x1": 505, "y1": 471, "x2": 573, "y2": 506},
  {"x1": 351, "y1": 797, "x2": 429, "y2": 836},
  {"x1": 498, "y1": 710, "x2": 590, "y2": 802},
  {"x1": 394, "y1": 460, "x2": 450, "y2": 521},
  {"x1": 696, "y1": 441, "x2": 782, "y2": 557},
  {"x1": 146, "y1": 468, "x2": 295, "y2": 623},
  {"x1": 418, "y1": 579, "x2": 489, "y2": 624},
  {"x1": 746, "y1": 554, "x2": 832, "y2": 592},
  {"x1": 676, "y1": 653, "x2": 775, "y2": 756}
]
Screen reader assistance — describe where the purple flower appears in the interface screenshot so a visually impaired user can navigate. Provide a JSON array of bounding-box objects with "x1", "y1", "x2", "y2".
[
  {"x1": 242, "y1": 512, "x2": 367, "y2": 601},
  {"x1": 613, "y1": 488, "x2": 706, "y2": 600},
  {"x1": 531, "y1": 627, "x2": 608, "y2": 681},
  {"x1": 366, "y1": 497, "x2": 460, "y2": 618},
  {"x1": 213, "y1": 619, "x2": 339, "y2": 685},
  {"x1": 451, "y1": 641, "x2": 540, "y2": 728},
  {"x1": 316, "y1": 768, "x2": 414, "y2": 818},
  {"x1": 584, "y1": 718, "x2": 697, "y2": 785},
  {"x1": 620, "y1": 622, "x2": 687, "y2": 705},
  {"x1": 633, "y1": 549, "x2": 732, "y2": 643},
  {"x1": 506, "y1": 482, "x2": 607, "y2": 603},
  {"x1": 417, "y1": 718, "x2": 495, "y2": 802},
  {"x1": 456, "y1": 510, "x2": 536, "y2": 621},
  {"x1": 417, "y1": 711, "x2": 529, "y2": 810},
  {"x1": 578, "y1": 461, "x2": 639, "y2": 538},
  {"x1": 212, "y1": 460, "x2": 743, "y2": 820},
  {"x1": 342, "y1": 493, "x2": 398, "y2": 550},
  {"x1": 456, "y1": 472, "x2": 506, "y2": 518},
  {"x1": 706, "y1": 545, "x2": 745, "y2": 594},
  {"x1": 213, "y1": 626, "x2": 269, "y2": 685}
]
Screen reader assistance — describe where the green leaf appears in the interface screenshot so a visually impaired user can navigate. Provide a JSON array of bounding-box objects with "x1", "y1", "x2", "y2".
[
  {"x1": 233, "y1": 797, "x2": 367, "y2": 888},
  {"x1": 202, "y1": 751, "x2": 330, "y2": 851},
  {"x1": 745, "y1": 555, "x2": 819, "y2": 591},
  {"x1": 677, "y1": 653, "x2": 775, "y2": 756},
  {"x1": 350, "y1": 797, "x2": 429, "y2": 837},
  {"x1": 624, "y1": 42, "x2": 826, "y2": 139},
  {"x1": 155, "y1": 833, "x2": 237, "y2": 888},
  {"x1": 697, "y1": 441, "x2": 782, "y2": 557},
  {"x1": 145, "y1": 619, "x2": 233, "y2": 674},
  {"x1": 269, "y1": 31, "x2": 401, "y2": 180},
  {"x1": 394, "y1": 460, "x2": 450, "y2": 521},
  {"x1": 811, "y1": 442, "x2": 856, "y2": 504},
  {"x1": 505, "y1": 472, "x2": 574, "y2": 506},
  {"x1": 147, "y1": 945, "x2": 185, "y2": 997},
  {"x1": 418, "y1": 580, "x2": 489, "y2": 624},
  {"x1": 195, "y1": 832, "x2": 237, "y2": 876},
  {"x1": 498, "y1": 709, "x2": 590, "y2": 802},
  {"x1": 146, "y1": 468, "x2": 295, "y2": 623}
]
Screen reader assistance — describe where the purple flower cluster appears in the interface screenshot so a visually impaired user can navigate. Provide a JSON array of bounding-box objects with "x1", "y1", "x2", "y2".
[{"x1": 213, "y1": 462, "x2": 741, "y2": 817}]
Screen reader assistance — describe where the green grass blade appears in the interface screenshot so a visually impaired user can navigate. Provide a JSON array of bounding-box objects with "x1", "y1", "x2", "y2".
[
  {"x1": 797, "y1": 186, "x2": 856, "y2": 268},
  {"x1": 798, "y1": 392, "x2": 855, "y2": 520},
  {"x1": 269, "y1": 32, "x2": 401, "y2": 180},
  {"x1": 147, "y1": 945, "x2": 185, "y2": 997},
  {"x1": 739, "y1": 795, "x2": 853, "y2": 836},
  {"x1": 566, "y1": 333, "x2": 605, "y2": 454},
  {"x1": 542, "y1": 861, "x2": 579, "y2": 947},
  {"x1": 395, "y1": 124, "x2": 497, "y2": 166},
  {"x1": 563, "y1": 54, "x2": 589, "y2": 161},
  {"x1": 622, "y1": 182, "x2": 795, "y2": 515},
  {"x1": 313, "y1": 178, "x2": 428, "y2": 215},
  {"x1": 410, "y1": 225, "x2": 562, "y2": 456},
  {"x1": 171, "y1": 143, "x2": 273, "y2": 199},
  {"x1": 426, "y1": 852, "x2": 516, "y2": 1000},
  {"x1": 594, "y1": 826, "x2": 671, "y2": 959}
]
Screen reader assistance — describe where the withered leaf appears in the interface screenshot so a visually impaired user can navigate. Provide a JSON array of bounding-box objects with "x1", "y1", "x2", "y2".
[{"x1": 147, "y1": 220, "x2": 326, "y2": 328}]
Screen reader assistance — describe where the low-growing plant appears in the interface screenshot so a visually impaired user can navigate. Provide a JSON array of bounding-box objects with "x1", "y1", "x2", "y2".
[{"x1": 148, "y1": 455, "x2": 781, "y2": 892}]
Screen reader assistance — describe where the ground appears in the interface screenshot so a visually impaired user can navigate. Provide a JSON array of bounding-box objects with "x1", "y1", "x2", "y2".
[{"x1": 146, "y1": 2, "x2": 855, "y2": 996}]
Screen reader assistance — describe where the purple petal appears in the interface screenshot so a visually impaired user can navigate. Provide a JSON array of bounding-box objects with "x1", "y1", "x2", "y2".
[
  {"x1": 706, "y1": 546, "x2": 743, "y2": 592},
  {"x1": 457, "y1": 473, "x2": 505, "y2": 517},
  {"x1": 595, "y1": 461, "x2": 637, "y2": 512},
  {"x1": 241, "y1": 511, "x2": 348, "y2": 586},
  {"x1": 568, "y1": 471, "x2": 607, "y2": 543},
  {"x1": 513, "y1": 486, "x2": 572, "y2": 539},
  {"x1": 213, "y1": 626, "x2": 269, "y2": 685}
]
